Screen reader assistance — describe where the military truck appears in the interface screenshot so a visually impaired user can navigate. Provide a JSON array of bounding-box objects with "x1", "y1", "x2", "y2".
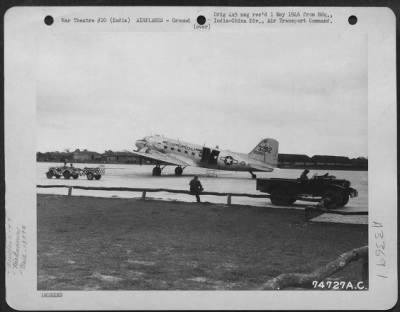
[
  {"x1": 256, "y1": 174, "x2": 358, "y2": 209},
  {"x1": 46, "y1": 165, "x2": 105, "y2": 180}
]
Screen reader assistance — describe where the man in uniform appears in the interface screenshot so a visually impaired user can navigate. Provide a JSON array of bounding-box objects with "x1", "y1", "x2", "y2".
[
  {"x1": 300, "y1": 169, "x2": 310, "y2": 182},
  {"x1": 189, "y1": 176, "x2": 204, "y2": 203}
]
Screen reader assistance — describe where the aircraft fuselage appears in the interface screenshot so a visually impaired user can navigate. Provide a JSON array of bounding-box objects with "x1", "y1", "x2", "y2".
[{"x1": 136, "y1": 136, "x2": 274, "y2": 172}]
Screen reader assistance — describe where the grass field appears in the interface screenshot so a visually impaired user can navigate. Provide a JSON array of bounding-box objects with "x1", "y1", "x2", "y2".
[{"x1": 37, "y1": 194, "x2": 367, "y2": 290}]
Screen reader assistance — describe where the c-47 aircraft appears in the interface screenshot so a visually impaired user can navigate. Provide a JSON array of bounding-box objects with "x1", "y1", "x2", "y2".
[{"x1": 132, "y1": 135, "x2": 279, "y2": 178}]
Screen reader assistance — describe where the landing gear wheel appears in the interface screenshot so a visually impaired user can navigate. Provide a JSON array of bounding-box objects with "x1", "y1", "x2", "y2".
[
  {"x1": 152, "y1": 166, "x2": 162, "y2": 176},
  {"x1": 87, "y1": 172, "x2": 94, "y2": 180},
  {"x1": 175, "y1": 167, "x2": 183, "y2": 176},
  {"x1": 322, "y1": 189, "x2": 344, "y2": 209},
  {"x1": 46, "y1": 171, "x2": 53, "y2": 179},
  {"x1": 63, "y1": 171, "x2": 71, "y2": 179}
]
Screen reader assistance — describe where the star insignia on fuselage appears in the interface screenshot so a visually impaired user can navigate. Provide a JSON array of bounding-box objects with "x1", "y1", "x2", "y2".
[{"x1": 224, "y1": 156, "x2": 234, "y2": 165}]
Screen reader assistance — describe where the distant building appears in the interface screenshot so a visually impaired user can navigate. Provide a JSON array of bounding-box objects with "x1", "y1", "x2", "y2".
[
  {"x1": 36, "y1": 151, "x2": 73, "y2": 163},
  {"x1": 104, "y1": 151, "x2": 140, "y2": 163},
  {"x1": 277, "y1": 153, "x2": 367, "y2": 170},
  {"x1": 311, "y1": 155, "x2": 350, "y2": 163},
  {"x1": 278, "y1": 154, "x2": 310, "y2": 162},
  {"x1": 73, "y1": 151, "x2": 102, "y2": 162}
]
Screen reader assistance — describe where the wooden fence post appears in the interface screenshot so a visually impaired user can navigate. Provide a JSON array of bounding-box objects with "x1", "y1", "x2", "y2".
[
  {"x1": 227, "y1": 194, "x2": 232, "y2": 205},
  {"x1": 142, "y1": 191, "x2": 146, "y2": 200},
  {"x1": 68, "y1": 187, "x2": 72, "y2": 196}
]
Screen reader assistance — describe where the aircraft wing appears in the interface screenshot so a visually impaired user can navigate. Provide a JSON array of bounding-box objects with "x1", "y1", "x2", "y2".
[{"x1": 131, "y1": 150, "x2": 192, "y2": 167}]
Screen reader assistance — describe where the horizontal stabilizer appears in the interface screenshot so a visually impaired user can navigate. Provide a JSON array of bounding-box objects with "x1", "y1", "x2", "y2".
[{"x1": 248, "y1": 162, "x2": 274, "y2": 172}]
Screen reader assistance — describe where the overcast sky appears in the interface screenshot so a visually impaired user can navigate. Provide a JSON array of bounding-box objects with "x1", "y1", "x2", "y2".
[{"x1": 36, "y1": 31, "x2": 367, "y2": 157}]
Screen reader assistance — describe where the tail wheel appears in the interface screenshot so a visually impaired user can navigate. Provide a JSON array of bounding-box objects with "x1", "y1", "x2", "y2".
[
  {"x1": 175, "y1": 167, "x2": 183, "y2": 176},
  {"x1": 322, "y1": 189, "x2": 344, "y2": 209},
  {"x1": 95, "y1": 175, "x2": 101, "y2": 180},
  {"x1": 46, "y1": 171, "x2": 54, "y2": 179},
  {"x1": 87, "y1": 172, "x2": 94, "y2": 180},
  {"x1": 63, "y1": 171, "x2": 71, "y2": 179}
]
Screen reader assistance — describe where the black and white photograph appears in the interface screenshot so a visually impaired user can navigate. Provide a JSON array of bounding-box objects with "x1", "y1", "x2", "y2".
[{"x1": 4, "y1": 6, "x2": 397, "y2": 310}]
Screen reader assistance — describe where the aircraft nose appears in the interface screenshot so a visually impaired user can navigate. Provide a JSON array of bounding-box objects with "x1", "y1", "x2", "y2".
[{"x1": 135, "y1": 139, "x2": 147, "y2": 150}]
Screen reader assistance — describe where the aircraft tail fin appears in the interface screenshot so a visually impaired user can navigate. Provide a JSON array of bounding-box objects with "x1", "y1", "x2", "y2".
[{"x1": 249, "y1": 138, "x2": 279, "y2": 167}]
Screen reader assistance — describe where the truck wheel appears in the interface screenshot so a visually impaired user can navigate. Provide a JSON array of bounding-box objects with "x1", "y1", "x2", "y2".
[
  {"x1": 72, "y1": 174, "x2": 79, "y2": 179},
  {"x1": 322, "y1": 189, "x2": 343, "y2": 209},
  {"x1": 46, "y1": 171, "x2": 53, "y2": 179},
  {"x1": 55, "y1": 174, "x2": 61, "y2": 179},
  {"x1": 270, "y1": 189, "x2": 294, "y2": 206},
  {"x1": 63, "y1": 171, "x2": 71, "y2": 179},
  {"x1": 95, "y1": 175, "x2": 101, "y2": 180},
  {"x1": 87, "y1": 172, "x2": 94, "y2": 180}
]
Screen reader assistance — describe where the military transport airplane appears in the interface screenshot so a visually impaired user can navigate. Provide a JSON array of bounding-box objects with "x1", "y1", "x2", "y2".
[{"x1": 132, "y1": 135, "x2": 279, "y2": 178}]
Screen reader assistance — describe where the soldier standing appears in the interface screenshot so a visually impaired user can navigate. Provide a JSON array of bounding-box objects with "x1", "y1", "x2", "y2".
[{"x1": 189, "y1": 176, "x2": 204, "y2": 203}]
